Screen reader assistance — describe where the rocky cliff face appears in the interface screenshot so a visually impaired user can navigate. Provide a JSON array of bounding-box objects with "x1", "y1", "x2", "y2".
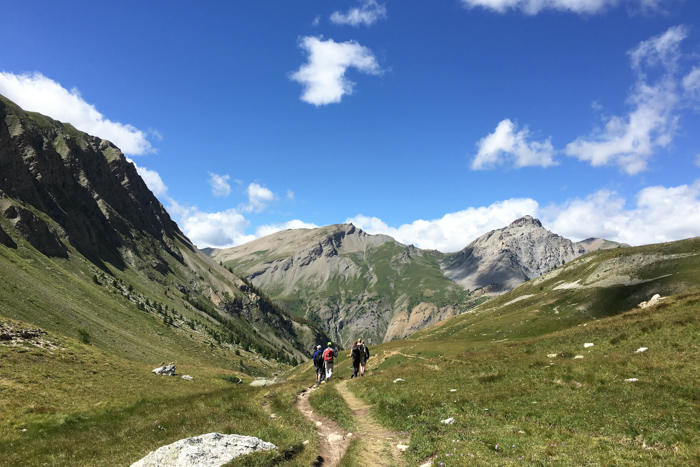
[
  {"x1": 441, "y1": 215, "x2": 586, "y2": 293},
  {"x1": 0, "y1": 95, "x2": 184, "y2": 270}
]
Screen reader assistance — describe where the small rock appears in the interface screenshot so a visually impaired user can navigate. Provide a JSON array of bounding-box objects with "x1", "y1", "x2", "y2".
[
  {"x1": 393, "y1": 378, "x2": 404, "y2": 383},
  {"x1": 152, "y1": 364, "x2": 176, "y2": 376},
  {"x1": 397, "y1": 444, "x2": 409, "y2": 452},
  {"x1": 547, "y1": 354, "x2": 557, "y2": 358},
  {"x1": 574, "y1": 355, "x2": 584, "y2": 359},
  {"x1": 449, "y1": 389, "x2": 457, "y2": 392},
  {"x1": 584, "y1": 343, "x2": 594, "y2": 348},
  {"x1": 303, "y1": 440, "x2": 310, "y2": 446},
  {"x1": 181, "y1": 375, "x2": 193, "y2": 381},
  {"x1": 328, "y1": 433, "x2": 344, "y2": 443},
  {"x1": 269, "y1": 414, "x2": 277, "y2": 419},
  {"x1": 316, "y1": 421, "x2": 323, "y2": 427},
  {"x1": 625, "y1": 378, "x2": 639, "y2": 382},
  {"x1": 347, "y1": 433, "x2": 353, "y2": 437},
  {"x1": 635, "y1": 347, "x2": 648, "y2": 353},
  {"x1": 441, "y1": 417, "x2": 455, "y2": 425}
]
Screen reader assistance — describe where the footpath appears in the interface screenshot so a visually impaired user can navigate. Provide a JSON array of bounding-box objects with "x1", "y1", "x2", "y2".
[{"x1": 295, "y1": 378, "x2": 409, "y2": 467}]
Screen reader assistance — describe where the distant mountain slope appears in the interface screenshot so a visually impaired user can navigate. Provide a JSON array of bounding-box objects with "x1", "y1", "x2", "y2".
[
  {"x1": 415, "y1": 235, "x2": 700, "y2": 344},
  {"x1": 0, "y1": 95, "x2": 323, "y2": 371},
  {"x1": 441, "y1": 216, "x2": 587, "y2": 294},
  {"x1": 208, "y1": 224, "x2": 473, "y2": 347},
  {"x1": 575, "y1": 237, "x2": 629, "y2": 252}
]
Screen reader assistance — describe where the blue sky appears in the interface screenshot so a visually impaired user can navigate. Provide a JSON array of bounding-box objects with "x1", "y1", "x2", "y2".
[{"x1": 2, "y1": 0, "x2": 699, "y2": 252}]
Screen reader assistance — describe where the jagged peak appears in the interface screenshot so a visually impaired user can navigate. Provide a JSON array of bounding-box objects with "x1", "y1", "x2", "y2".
[{"x1": 508, "y1": 215, "x2": 543, "y2": 229}]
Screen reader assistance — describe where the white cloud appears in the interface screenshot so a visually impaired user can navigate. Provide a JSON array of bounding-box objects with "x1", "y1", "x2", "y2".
[
  {"x1": 243, "y1": 183, "x2": 276, "y2": 213},
  {"x1": 135, "y1": 165, "x2": 168, "y2": 197},
  {"x1": 0, "y1": 71, "x2": 153, "y2": 155},
  {"x1": 286, "y1": 189, "x2": 295, "y2": 201},
  {"x1": 695, "y1": 154, "x2": 700, "y2": 167},
  {"x1": 208, "y1": 172, "x2": 231, "y2": 197},
  {"x1": 346, "y1": 180, "x2": 700, "y2": 251},
  {"x1": 255, "y1": 220, "x2": 320, "y2": 238},
  {"x1": 543, "y1": 180, "x2": 700, "y2": 245},
  {"x1": 683, "y1": 67, "x2": 700, "y2": 97},
  {"x1": 459, "y1": 0, "x2": 665, "y2": 15},
  {"x1": 331, "y1": 0, "x2": 387, "y2": 27},
  {"x1": 312, "y1": 15, "x2": 321, "y2": 26},
  {"x1": 176, "y1": 207, "x2": 256, "y2": 249},
  {"x1": 565, "y1": 26, "x2": 689, "y2": 175},
  {"x1": 289, "y1": 36, "x2": 382, "y2": 106},
  {"x1": 471, "y1": 119, "x2": 556, "y2": 170},
  {"x1": 347, "y1": 198, "x2": 539, "y2": 252}
]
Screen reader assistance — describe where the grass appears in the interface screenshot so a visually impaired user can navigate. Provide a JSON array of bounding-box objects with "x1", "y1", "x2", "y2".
[
  {"x1": 341, "y1": 291, "x2": 700, "y2": 465},
  {"x1": 308, "y1": 382, "x2": 356, "y2": 431},
  {"x1": 0, "y1": 332, "x2": 318, "y2": 466}
]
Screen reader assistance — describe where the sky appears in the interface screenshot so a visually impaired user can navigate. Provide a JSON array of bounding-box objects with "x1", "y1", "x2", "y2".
[{"x1": 1, "y1": 0, "x2": 700, "y2": 253}]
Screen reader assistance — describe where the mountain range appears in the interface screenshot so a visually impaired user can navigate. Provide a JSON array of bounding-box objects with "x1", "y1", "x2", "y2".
[{"x1": 205, "y1": 216, "x2": 625, "y2": 347}]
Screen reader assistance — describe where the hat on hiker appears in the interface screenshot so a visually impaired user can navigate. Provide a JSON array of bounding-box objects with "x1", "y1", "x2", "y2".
[
  {"x1": 317, "y1": 345, "x2": 322, "y2": 349},
  {"x1": 327, "y1": 342, "x2": 332, "y2": 346}
]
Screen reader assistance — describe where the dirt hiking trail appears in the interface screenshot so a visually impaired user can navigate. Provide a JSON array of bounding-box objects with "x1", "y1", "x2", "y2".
[
  {"x1": 295, "y1": 386, "x2": 351, "y2": 467},
  {"x1": 296, "y1": 378, "x2": 409, "y2": 466}
]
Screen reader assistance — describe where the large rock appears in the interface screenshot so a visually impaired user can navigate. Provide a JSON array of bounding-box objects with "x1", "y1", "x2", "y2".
[{"x1": 130, "y1": 433, "x2": 277, "y2": 467}]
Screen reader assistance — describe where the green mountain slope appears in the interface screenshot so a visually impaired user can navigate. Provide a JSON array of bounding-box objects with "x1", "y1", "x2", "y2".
[{"x1": 0, "y1": 94, "x2": 324, "y2": 373}]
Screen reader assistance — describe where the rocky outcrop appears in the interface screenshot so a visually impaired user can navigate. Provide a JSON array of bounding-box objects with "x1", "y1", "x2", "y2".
[
  {"x1": 0, "y1": 95, "x2": 184, "y2": 267},
  {"x1": 441, "y1": 216, "x2": 586, "y2": 294},
  {"x1": 130, "y1": 433, "x2": 276, "y2": 467}
]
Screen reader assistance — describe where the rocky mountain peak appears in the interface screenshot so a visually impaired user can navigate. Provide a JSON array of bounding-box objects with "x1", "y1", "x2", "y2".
[{"x1": 509, "y1": 215, "x2": 542, "y2": 228}]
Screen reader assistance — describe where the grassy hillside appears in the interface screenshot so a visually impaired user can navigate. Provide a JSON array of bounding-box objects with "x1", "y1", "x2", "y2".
[{"x1": 284, "y1": 238, "x2": 700, "y2": 465}]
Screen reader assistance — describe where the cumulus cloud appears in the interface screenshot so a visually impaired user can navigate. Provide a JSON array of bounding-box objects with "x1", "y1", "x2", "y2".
[
  {"x1": 331, "y1": 0, "x2": 387, "y2": 27},
  {"x1": 242, "y1": 183, "x2": 276, "y2": 213},
  {"x1": 286, "y1": 189, "x2": 295, "y2": 201},
  {"x1": 543, "y1": 180, "x2": 700, "y2": 245},
  {"x1": 175, "y1": 207, "x2": 256, "y2": 249},
  {"x1": 289, "y1": 36, "x2": 382, "y2": 106},
  {"x1": 347, "y1": 198, "x2": 539, "y2": 252},
  {"x1": 471, "y1": 119, "x2": 556, "y2": 170},
  {"x1": 255, "y1": 220, "x2": 320, "y2": 238},
  {"x1": 565, "y1": 26, "x2": 690, "y2": 175},
  {"x1": 208, "y1": 172, "x2": 231, "y2": 197},
  {"x1": 459, "y1": 0, "x2": 665, "y2": 15},
  {"x1": 0, "y1": 71, "x2": 153, "y2": 155},
  {"x1": 135, "y1": 165, "x2": 168, "y2": 197}
]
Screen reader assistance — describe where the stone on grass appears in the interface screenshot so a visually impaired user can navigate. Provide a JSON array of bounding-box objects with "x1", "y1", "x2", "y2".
[
  {"x1": 574, "y1": 355, "x2": 584, "y2": 359},
  {"x1": 450, "y1": 389, "x2": 457, "y2": 392},
  {"x1": 152, "y1": 364, "x2": 176, "y2": 376},
  {"x1": 130, "y1": 432, "x2": 276, "y2": 467},
  {"x1": 547, "y1": 354, "x2": 557, "y2": 358},
  {"x1": 328, "y1": 433, "x2": 344, "y2": 443},
  {"x1": 635, "y1": 347, "x2": 648, "y2": 353},
  {"x1": 441, "y1": 417, "x2": 455, "y2": 425},
  {"x1": 181, "y1": 375, "x2": 193, "y2": 381},
  {"x1": 584, "y1": 343, "x2": 594, "y2": 348},
  {"x1": 393, "y1": 378, "x2": 405, "y2": 383},
  {"x1": 397, "y1": 444, "x2": 409, "y2": 452},
  {"x1": 625, "y1": 378, "x2": 639, "y2": 382},
  {"x1": 639, "y1": 294, "x2": 661, "y2": 309}
]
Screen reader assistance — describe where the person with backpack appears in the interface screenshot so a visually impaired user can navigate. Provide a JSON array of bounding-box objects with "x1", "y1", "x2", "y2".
[
  {"x1": 312, "y1": 345, "x2": 324, "y2": 384},
  {"x1": 322, "y1": 342, "x2": 338, "y2": 382},
  {"x1": 360, "y1": 339, "x2": 370, "y2": 376},
  {"x1": 348, "y1": 340, "x2": 362, "y2": 378}
]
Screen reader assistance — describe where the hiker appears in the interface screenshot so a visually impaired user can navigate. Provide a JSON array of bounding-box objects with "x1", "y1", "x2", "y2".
[
  {"x1": 322, "y1": 342, "x2": 338, "y2": 382},
  {"x1": 360, "y1": 339, "x2": 370, "y2": 376},
  {"x1": 312, "y1": 344, "x2": 324, "y2": 384},
  {"x1": 348, "y1": 340, "x2": 362, "y2": 378}
]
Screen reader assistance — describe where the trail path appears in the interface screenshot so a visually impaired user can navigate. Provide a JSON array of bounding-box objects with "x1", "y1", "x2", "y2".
[
  {"x1": 335, "y1": 379, "x2": 409, "y2": 466},
  {"x1": 295, "y1": 386, "x2": 351, "y2": 467},
  {"x1": 295, "y1": 378, "x2": 409, "y2": 466}
]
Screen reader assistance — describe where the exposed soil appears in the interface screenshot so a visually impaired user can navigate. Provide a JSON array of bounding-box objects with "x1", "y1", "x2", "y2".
[
  {"x1": 335, "y1": 379, "x2": 409, "y2": 466},
  {"x1": 295, "y1": 386, "x2": 351, "y2": 467},
  {"x1": 295, "y1": 377, "x2": 410, "y2": 466}
]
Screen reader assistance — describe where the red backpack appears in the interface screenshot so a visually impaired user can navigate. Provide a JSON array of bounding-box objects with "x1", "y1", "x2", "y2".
[{"x1": 323, "y1": 348, "x2": 334, "y2": 362}]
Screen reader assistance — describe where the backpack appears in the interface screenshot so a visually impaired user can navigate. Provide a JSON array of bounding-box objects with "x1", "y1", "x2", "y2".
[
  {"x1": 363, "y1": 344, "x2": 370, "y2": 360},
  {"x1": 313, "y1": 351, "x2": 323, "y2": 367},
  {"x1": 323, "y1": 348, "x2": 334, "y2": 362}
]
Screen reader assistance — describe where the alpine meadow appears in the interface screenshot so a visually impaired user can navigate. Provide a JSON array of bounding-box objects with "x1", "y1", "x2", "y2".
[{"x1": 1, "y1": 1, "x2": 700, "y2": 466}]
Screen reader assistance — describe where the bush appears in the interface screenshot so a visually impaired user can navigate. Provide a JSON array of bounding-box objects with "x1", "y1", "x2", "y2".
[{"x1": 77, "y1": 328, "x2": 92, "y2": 345}]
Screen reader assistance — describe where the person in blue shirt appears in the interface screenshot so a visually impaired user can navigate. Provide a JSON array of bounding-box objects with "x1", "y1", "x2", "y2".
[{"x1": 312, "y1": 344, "x2": 324, "y2": 384}]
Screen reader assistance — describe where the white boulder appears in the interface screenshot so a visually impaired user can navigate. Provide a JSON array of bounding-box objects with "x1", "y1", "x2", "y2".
[{"x1": 130, "y1": 433, "x2": 276, "y2": 467}]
